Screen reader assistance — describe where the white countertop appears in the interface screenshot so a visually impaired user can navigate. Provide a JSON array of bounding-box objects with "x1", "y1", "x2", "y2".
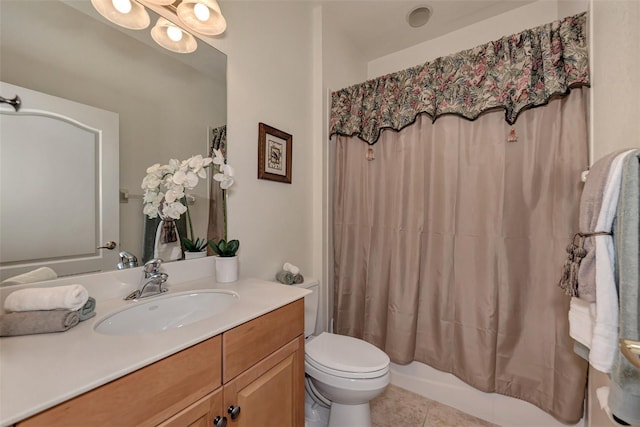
[{"x1": 0, "y1": 258, "x2": 311, "y2": 426}]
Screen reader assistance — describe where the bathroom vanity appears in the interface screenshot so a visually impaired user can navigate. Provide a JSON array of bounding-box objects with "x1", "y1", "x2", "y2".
[{"x1": 0, "y1": 258, "x2": 310, "y2": 427}]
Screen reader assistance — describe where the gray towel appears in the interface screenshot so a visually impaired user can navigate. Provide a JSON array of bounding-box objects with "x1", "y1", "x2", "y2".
[
  {"x1": 575, "y1": 150, "x2": 629, "y2": 301},
  {"x1": 77, "y1": 297, "x2": 96, "y2": 321},
  {"x1": 608, "y1": 150, "x2": 640, "y2": 425},
  {"x1": 0, "y1": 310, "x2": 80, "y2": 336},
  {"x1": 276, "y1": 270, "x2": 294, "y2": 285},
  {"x1": 293, "y1": 273, "x2": 304, "y2": 284}
]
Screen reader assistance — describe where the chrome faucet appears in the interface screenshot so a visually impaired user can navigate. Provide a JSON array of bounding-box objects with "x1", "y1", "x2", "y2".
[
  {"x1": 117, "y1": 251, "x2": 138, "y2": 270},
  {"x1": 124, "y1": 258, "x2": 168, "y2": 300}
]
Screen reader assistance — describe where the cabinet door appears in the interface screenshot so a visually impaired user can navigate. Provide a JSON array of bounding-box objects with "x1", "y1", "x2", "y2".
[
  {"x1": 158, "y1": 388, "x2": 224, "y2": 427},
  {"x1": 224, "y1": 336, "x2": 305, "y2": 427}
]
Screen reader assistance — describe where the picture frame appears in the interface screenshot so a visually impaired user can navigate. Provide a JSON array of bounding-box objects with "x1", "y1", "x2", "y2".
[{"x1": 258, "y1": 122, "x2": 292, "y2": 184}]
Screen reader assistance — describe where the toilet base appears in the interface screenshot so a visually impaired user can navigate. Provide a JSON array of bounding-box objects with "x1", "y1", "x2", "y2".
[{"x1": 328, "y1": 402, "x2": 371, "y2": 427}]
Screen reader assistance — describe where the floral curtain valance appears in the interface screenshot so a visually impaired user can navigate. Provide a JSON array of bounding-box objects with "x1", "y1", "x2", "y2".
[{"x1": 330, "y1": 12, "x2": 589, "y2": 145}]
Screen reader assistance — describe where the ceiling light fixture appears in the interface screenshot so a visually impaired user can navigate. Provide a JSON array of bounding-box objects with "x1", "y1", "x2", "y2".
[
  {"x1": 407, "y1": 5, "x2": 432, "y2": 29},
  {"x1": 151, "y1": 17, "x2": 197, "y2": 53},
  {"x1": 91, "y1": 0, "x2": 227, "y2": 54},
  {"x1": 90, "y1": 0, "x2": 150, "y2": 30}
]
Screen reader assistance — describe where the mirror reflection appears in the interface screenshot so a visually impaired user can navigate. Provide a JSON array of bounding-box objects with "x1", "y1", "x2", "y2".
[{"x1": 0, "y1": 0, "x2": 227, "y2": 282}]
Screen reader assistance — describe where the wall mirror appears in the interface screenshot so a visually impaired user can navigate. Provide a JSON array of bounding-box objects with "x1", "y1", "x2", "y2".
[{"x1": 0, "y1": 0, "x2": 227, "y2": 282}]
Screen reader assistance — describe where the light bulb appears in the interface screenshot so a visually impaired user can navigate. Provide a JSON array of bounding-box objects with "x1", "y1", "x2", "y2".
[
  {"x1": 111, "y1": 0, "x2": 132, "y2": 14},
  {"x1": 193, "y1": 2, "x2": 210, "y2": 22},
  {"x1": 166, "y1": 25, "x2": 183, "y2": 42}
]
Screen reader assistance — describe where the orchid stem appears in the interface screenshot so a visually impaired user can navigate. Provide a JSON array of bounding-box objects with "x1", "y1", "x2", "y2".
[
  {"x1": 222, "y1": 189, "x2": 228, "y2": 242},
  {"x1": 183, "y1": 196, "x2": 194, "y2": 243}
]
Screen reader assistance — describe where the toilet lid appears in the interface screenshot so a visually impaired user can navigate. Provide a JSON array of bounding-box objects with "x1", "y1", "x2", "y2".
[{"x1": 305, "y1": 332, "x2": 390, "y2": 375}]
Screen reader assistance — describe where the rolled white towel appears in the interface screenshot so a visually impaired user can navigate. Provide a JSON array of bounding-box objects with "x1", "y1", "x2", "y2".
[
  {"x1": 1, "y1": 267, "x2": 57, "y2": 285},
  {"x1": 283, "y1": 262, "x2": 300, "y2": 275},
  {"x1": 4, "y1": 284, "x2": 89, "y2": 312}
]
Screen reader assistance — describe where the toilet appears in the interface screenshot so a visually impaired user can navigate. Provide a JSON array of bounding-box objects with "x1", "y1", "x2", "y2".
[{"x1": 294, "y1": 280, "x2": 390, "y2": 427}]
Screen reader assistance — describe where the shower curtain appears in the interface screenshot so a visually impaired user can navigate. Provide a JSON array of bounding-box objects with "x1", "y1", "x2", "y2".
[{"x1": 331, "y1": 13, "x2": 590, "y2": 423}]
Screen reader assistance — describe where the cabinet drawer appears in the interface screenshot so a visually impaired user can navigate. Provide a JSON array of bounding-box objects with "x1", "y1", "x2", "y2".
[
  {"x1": 222, "y1": 299, "x2": 304, "y2": 382},
  {"x1": 18, "y1": 335, "x2": 222, "y2": 427}
]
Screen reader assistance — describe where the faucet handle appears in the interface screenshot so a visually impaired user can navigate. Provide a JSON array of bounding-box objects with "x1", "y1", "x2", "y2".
[{"x1": 143, "y1": 258, "x2": 163, "y2": 275}]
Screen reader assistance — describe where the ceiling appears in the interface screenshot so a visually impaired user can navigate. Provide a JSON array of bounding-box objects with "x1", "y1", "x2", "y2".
[{"x1": 322, "y1": 0, "x2": 538, "y2": 62}]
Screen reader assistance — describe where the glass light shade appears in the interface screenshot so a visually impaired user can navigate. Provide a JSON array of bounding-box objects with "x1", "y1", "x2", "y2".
[
  {"x1": 176, "y1": 0, "x2": 227, "y2": 36},
  {"x1": 141, "y1": 0, "x2": 175, "y2": 5},
  {"x1": 91, "y1": 0, "x2": 150, "y2": 30},
  {"x1": 150, "y1": 17, "x2": 197, "y2": 54}
]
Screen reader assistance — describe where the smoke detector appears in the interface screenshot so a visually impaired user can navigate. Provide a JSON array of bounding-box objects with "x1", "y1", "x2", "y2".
[{"x1": 407, "y1": 5, "x2": 432, "y2": 28}]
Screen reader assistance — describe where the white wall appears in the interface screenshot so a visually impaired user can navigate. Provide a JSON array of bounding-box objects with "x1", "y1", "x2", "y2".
[
  {"x1": 205, "y1": 1, "x2": 315, "y2": 280},
  {"x1": 368, "y1": 1, "x2": 567, "y2": 79}
]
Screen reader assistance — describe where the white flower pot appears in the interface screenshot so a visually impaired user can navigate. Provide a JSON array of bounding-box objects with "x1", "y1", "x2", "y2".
[
  {"x1": 184, "y1": 251, "x2": 207, "y2": 260},
  {"x1": 216, "y1": 255, "x2": 238, "y2": 283}
]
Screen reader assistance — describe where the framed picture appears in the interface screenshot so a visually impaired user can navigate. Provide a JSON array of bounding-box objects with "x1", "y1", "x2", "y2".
[{"x1": 258, "y1": 122, "x2": 292, "y2": 184}]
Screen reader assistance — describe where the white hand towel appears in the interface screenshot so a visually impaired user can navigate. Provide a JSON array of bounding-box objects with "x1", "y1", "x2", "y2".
[
  {"x1": 568, "y1": 297, "x2": 595, "y2": 348},
  {"x1": 4, "y1": 284, "x2": 89, "y2": 312},
  {"x1": 154, "y1": 222, "x2": 182, "y2": 262},
  {"x1": 589, "y1": 150, "x2": 634, "y2": 373},
  {"x1": 1, "y1": 267, "x2": 58, "y2": 286},
  {"x1": 283, "y1": 262, "x2": 300, "y2": 275}
]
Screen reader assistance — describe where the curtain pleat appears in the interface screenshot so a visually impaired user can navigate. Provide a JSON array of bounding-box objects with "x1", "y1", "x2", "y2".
[{"x1": 333, "y1": 89, "x2": 589, "y2": 423}]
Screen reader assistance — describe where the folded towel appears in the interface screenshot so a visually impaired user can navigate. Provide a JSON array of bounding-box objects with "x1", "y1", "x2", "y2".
[
  {"x1": 608, "y1": 150, "x2": 640, "y2": 425},
  {"x1": 154, "y1": 220, "x2": 182, "y2": 262},
  {"x1": 283, "y1": 262, "x2": 300, "y2": 275},
  {"x1": 276, "y1": 270, "x2": 295, "y2": 285},
  {"x1": 568, "y1": 297, "x2": 594, "y2": 349},
  {"x1": 575, "y1": 150, "x2": 627, "y2": 301},
  {"x1": 77, "y1": 297, "x2": 96, "y2": 321},
  {"x1": 1, "y1": 267, "x2": 57, "y2": 286},
  {"x1": 293, "y1": 273, "x2": 304, "y2": 284},
  {"x1": 0, "y1": 310, "x2": 80, "y2": 336},
  {"x1": 4, "y1": 284, "x2": 89, "y2": 312},
  {"x1": 590, "y1": 150, "x2": 634, "y2": 373}
]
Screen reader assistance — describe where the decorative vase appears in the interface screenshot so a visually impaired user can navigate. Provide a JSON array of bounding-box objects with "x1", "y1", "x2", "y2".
[
  {"x1": 216, "y1": 255, "x2": 239, "y2": 283},
  {"x1": 184, "y1": 251, "x2": 207, "y2": 260}
]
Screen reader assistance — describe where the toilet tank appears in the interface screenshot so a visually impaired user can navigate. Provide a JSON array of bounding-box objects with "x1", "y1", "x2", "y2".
[{"x1": 292, "y1": 280, "x2": 319, "y2": 338}]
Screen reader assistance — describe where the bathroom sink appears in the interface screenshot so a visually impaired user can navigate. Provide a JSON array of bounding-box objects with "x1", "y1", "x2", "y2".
[{"x1": 94, "y1": 290, "x2": 239, "y2": 336}]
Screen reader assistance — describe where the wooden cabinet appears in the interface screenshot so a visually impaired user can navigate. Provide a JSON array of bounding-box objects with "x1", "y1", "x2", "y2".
[
  {"x1": 17, "y1": 299, "x2": 305, "y2": 427},
  {"x1": 221, "y1": 296, "x2": 305, "y2": 426}
]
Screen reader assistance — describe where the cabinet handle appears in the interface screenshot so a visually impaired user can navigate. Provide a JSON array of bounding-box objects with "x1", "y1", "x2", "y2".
[
  {"x1": 213, "y1": 416, "x2": 227, "y2": 427},
  {"x1": 227, "y1": 405, "x2": 241, "y2": 420}
]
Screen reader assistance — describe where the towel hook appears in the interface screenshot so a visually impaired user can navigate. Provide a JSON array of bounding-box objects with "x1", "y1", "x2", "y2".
[{"x1": 0, "y1": 94, "x2": 21, "y2": 112}]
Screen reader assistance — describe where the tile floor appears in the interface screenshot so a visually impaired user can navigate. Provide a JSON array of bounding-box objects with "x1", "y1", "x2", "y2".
[{"x1": 370, "y1": 385, "x2": 499, "y2": 427}]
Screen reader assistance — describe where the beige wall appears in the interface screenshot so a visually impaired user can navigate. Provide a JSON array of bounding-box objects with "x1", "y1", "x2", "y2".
[
  {"x1": 205, "y1": 2, "x2": 316, "y2": 280},
  {"x1": 590, "y1": 0, "x2": 640, "y2": 163},
  {"x1": 587, "y1": 3, "x2": 640, "y2": 426}
]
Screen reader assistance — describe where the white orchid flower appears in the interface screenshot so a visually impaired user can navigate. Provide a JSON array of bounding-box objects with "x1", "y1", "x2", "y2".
[
  {"x1": 212, "y1": 149, "x2": 225, "y2": 166},
  {"x1": 143, "y1": 203, "x2": 159, "y2": 218},
  {"x1": 164, "y1": 187, "x2": 185, "y2": 204},
  {"x1": 168, "y1": 158, "x2": 181, "y2": 172},
  {"x1": 163, "y1": 201, "x2": 187, "y2": 219},
  {"x1": 214, "y1": 164, "x2": 235, "y2": 189},
  {"x1": 172, "y1": 170, "x2": 199, "y2": 188},
  {"x1": 146, "y1": 163, "x2": 162, "y2": 176},
  {"x1": 141, "y1": 174, "x2": 161, "y2": 190},
  {"x1": 143, "y1": 189, "x2": 163, "y2": 204}
]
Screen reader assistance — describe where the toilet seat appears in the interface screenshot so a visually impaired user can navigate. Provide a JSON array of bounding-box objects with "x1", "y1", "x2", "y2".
[{"x1": 305, "y1": 332, "x2": 390, "y2": 379}]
